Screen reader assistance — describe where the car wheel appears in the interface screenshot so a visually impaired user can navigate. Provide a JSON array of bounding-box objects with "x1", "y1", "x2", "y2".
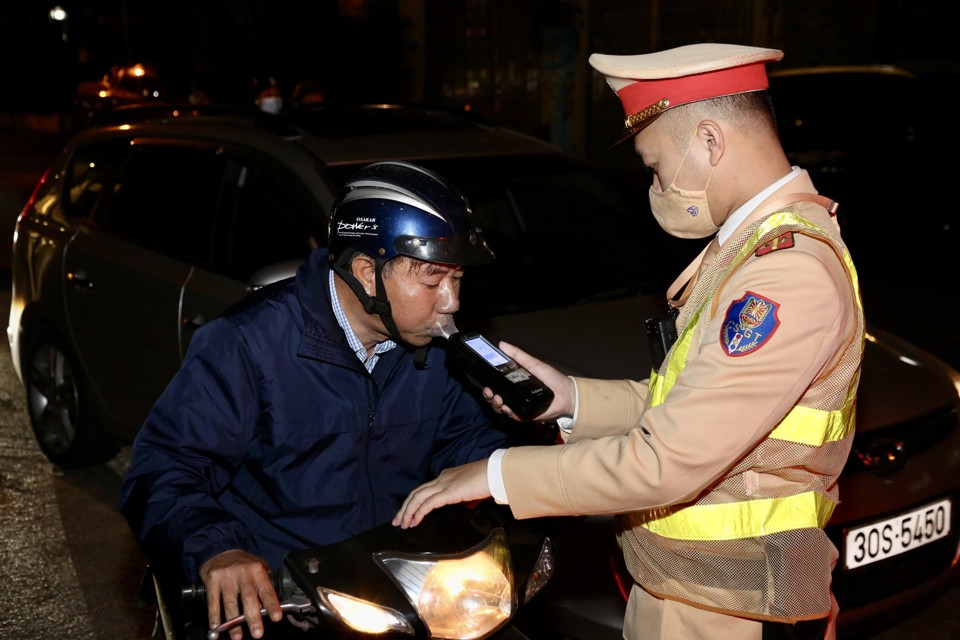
[{"x1": 22, "y1": 328, "x2": 118, "y2": 467}]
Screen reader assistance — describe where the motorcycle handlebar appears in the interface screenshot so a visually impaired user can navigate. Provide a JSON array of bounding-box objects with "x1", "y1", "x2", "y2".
[
  {"x1": 178, "y1": 576, "x2": 311, "y2": 640},
  {"x1": 181, "y1": 581, "x2": 206, "y2": 606}
]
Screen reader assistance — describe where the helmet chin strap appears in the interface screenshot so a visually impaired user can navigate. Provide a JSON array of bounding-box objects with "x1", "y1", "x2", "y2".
[{"x1": 333, "y1": 257, "x2": 430, "y2": 368}]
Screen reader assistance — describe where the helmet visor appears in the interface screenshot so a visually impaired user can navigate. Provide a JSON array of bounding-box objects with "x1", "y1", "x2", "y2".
[{"x1": 395, "y1": 233, "x2": 494, "y2": 266}]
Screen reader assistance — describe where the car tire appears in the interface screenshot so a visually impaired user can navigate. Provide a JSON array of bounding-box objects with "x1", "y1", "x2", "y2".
[{"x1": 22, "y1": 327, "x2": 119, "y2": 467}]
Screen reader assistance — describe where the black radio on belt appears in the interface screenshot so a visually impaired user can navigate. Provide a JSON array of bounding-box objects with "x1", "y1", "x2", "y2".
[
  {"x1": 447, "y1": 332, "x2": 554, "y2": 420},
  {"x1": 645, "y1": 308, "x2": 679, "y2": 370}
]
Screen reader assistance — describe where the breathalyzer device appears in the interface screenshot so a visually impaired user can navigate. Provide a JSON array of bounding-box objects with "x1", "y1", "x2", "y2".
[{"x1": 446, "y1": 332, "x2": 554, "y2": 420}]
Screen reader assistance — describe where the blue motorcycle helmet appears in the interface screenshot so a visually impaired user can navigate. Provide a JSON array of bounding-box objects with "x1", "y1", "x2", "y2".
[{"x1": 328, "y1": 160, "x2": 494, "y2": 347}]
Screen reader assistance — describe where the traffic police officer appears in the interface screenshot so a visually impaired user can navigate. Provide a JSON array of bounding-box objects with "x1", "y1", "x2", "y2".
[{"x1": 394, "y1": 43, "x2": 865, "y2": 640}]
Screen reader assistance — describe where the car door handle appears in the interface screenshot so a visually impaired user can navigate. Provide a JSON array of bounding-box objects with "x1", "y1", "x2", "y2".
[{"x1": 66, "y1": 270, "x2": 93, "y2": 289}]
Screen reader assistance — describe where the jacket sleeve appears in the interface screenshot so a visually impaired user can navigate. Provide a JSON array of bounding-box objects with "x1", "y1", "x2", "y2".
[
  {"x1": 500, "y1": 239, "x2": 856, "y2": 519},
  {"x1": 425, "y1": 352, "x2": 517, "y2": 475},
  {"x1": 118, "y1": 317, "x2": 261, "y2": 580},
  {"x1": 564, "y1": 377, "x2": 649, "y2": 442}
]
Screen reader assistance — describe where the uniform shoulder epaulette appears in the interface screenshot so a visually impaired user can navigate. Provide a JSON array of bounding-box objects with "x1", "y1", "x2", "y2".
[{"x1": 755, "y1": 231, "x2": 795, "y2": 257}]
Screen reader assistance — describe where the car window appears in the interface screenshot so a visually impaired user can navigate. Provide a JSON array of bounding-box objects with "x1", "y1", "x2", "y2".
[
  {"x1": 210, "y1": 162, "x2": 320, "y2": 282},
  {"x1": 64, "y1": 141, "x2": 130, "y2": 219},
  {"x1": 91, "y1": 144, "x2": 224, "y2": 263}
]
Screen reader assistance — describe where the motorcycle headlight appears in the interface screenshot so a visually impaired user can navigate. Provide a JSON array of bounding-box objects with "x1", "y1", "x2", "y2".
[
  {"x1": 375, "y1": 527, "x2": 514, "y2": 640},
  {"x1": 316, "y1": 588, "x2": 415, "y2": 635}
]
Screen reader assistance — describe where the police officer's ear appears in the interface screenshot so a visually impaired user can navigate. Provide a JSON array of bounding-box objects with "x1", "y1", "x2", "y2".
[
  {"x1": 697, "y1": 119, "x2": 725, "y2": 166},
  {"x1": 350, "y1": 255, "x2": 379, "y2": 297}
]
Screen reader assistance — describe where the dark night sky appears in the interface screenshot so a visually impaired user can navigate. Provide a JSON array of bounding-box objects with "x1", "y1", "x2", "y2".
[
  {"x1": 2, "y1": 1, "x2": 958, "y2": 117},
  {"x1": 2, "y1": 0, "x2": 409, "y2": 109}
]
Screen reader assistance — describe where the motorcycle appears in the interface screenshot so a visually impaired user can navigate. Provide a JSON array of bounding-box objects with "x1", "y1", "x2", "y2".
[{"x1": 143, "y1": 500, "x2": 557, "y2": 640}]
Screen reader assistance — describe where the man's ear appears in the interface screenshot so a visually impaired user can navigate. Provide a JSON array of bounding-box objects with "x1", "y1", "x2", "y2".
[
  {"x1": 698, "y1": 120, "x2": 724, "y2": 165},
  {"x1": 351, "y1": 255, "x2": 378, "y2": 296}
]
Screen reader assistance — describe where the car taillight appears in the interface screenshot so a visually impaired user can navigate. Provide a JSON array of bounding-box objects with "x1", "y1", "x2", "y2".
[{"x1": 14, "y1": 168, "x2": 50, "y2": 247}]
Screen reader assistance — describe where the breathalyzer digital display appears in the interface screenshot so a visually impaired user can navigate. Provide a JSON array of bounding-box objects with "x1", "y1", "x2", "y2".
[
  {"x1": 447, "y1": 332, "x2": 554, "y2": 419},
  {"x1": 463, "y1": 335, "x2": 510, "y2": 367}
]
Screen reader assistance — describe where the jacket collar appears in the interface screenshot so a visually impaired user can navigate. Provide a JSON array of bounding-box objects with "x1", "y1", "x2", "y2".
[{"x1": 295, "y1": 249, "x2": 368, "y2": 368}]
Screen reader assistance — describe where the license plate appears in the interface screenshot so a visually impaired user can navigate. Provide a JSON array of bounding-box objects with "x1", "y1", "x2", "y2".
[{"x1": 844, "y1": 498, "x2": 951, "y2": 570}]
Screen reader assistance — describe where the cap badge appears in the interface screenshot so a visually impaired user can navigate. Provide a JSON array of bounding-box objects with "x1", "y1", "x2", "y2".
[{"x1": 624, "y1": 98, "x2": 670, "y2": 130}]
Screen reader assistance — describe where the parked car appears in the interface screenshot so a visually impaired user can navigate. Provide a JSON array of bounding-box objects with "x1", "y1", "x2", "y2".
[
  {"x1": 73, "y1": 63, "x2": 168, "y2": 128},
  {"x1": 7, "y1": 103, "x2": 959, "y2": 637},
  {"x1": 768, "y1": 64, "x2": 955, "y2": 282}
]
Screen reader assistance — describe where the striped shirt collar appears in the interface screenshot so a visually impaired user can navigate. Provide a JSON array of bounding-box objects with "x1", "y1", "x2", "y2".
[{"x1": 329, "y1": 270, "x2": 397, "y2": 372}]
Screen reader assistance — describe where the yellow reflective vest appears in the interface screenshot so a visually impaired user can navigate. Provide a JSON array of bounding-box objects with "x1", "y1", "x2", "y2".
[{"x1": 619, "y1": 209, "x2": 864, "y2": 622}]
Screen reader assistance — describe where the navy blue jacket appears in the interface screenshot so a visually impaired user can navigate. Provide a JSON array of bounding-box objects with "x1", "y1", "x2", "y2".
[{"x1": 119, "y1": 248, "x2": 512, "y2": 579}]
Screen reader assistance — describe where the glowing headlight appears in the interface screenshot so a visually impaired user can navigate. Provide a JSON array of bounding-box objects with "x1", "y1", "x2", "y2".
[
  {"x1": 375, "y1": 528, "x2": 514, "y2": 640},
  {"x1": 317, "y1": 588, "x2": 414, "y2": 635}
]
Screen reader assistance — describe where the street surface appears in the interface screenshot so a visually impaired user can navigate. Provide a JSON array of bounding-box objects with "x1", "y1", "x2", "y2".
[
  {"x1": 0, "y1": 287, "x2": 154, "y2": 639},
  {"x1": 0, "y1": 126, "x2": 958, "y2": 639}
]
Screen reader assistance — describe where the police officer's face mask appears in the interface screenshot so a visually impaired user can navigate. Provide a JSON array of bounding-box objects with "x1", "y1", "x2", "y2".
[
  {"x1": 258, "y1": 96, "x2": 283, "y2": 114},
  {"x1": 648, "y1": 132, "x2": 719, "y2": 239}
]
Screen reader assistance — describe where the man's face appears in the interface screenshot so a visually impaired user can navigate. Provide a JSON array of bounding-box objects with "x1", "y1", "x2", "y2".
[
  {"x1": 634, "y1": 119, "x2": 706, "y2": 193},
  {"x1": 383, "y1": 259, "x2": 463, "y2": 346},
  {"x1": 634, "y1": 124, "x2": 670, "y2": 192}
]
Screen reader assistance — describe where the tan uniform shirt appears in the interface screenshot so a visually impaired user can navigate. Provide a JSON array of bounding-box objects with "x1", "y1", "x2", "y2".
[{"x1": 500, "y1": 171, "x2": 859, "y2": 523}]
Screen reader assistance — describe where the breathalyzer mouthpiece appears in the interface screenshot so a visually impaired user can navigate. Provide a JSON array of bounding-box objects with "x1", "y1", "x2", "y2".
[{"x1": 430, "y1": 316, "x2": 459, "y2": 340}]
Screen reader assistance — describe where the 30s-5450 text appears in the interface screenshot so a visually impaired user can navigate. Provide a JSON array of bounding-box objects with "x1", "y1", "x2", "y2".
[{"x1": 844, "y1": 498, "x2": 951, "y2": 569}]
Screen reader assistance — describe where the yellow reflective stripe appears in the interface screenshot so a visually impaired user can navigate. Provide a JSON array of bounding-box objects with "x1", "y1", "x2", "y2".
[
  {"x1": 663, "y1": 314, "x2": 693, "y2": 389},
  {"x1": 648, "y1": 369, "x2": 665, "y2": 402},
  {"x1": 769, "y1": 400, "x2": 856, "y2": 445},
  {"x1": 649, "y1": 303, "x2": 705, "y2": 405},
  {"x1": 765, "y1": 212, "x2": 862, "y2": 303},
  {"x1": 649, "y1": 211, "x2": 862, "y2": 414},
  {"x1": 639, "y1": 491, "x2": 837, "y2": 540}
]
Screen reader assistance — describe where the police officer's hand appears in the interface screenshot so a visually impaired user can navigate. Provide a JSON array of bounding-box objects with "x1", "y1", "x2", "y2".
[
  {"x1": 199, "y1": 549, "x2": 282, "y2": 640},
  {"x1": 483, "y1": 341, "x2": 576, "y2": 422},
  {"x1": 393, "y1": 459, "x2": 491, "y2": 529}
]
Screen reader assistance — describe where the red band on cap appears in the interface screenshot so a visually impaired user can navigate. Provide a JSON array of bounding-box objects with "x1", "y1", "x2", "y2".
[{"x1": 616, "y1": 62, "x2": 770, "y2": 118}]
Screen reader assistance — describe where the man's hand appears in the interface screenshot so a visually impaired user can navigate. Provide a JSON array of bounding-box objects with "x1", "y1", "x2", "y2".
[
  {"x1": 483, "y1": 341, "x2": 575, "y2": 421},
  {"x1": 199, "y1": 549, "x2": 282, "y2": 640},
  {"x1": 393, "y1": 459, "x2": 491, "y2": 529}
]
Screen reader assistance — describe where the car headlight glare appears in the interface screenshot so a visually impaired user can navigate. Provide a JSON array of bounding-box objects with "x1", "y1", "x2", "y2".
[{"x1": 375, "y1": 528, "x2": 514, "y2": 639}]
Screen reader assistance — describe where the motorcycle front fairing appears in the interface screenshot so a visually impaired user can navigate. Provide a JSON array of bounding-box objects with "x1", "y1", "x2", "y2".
[{"x1": 282, "y1": 501, "x2": 554, "y2": 639}]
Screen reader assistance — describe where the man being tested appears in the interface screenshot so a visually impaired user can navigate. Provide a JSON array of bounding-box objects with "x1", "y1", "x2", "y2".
[
  {"x1": 121, "y1": 161, "x2": 513, "y2": 639},
  {"x1": 394, "y1": 43, "x2": 864, "y2": 640}
]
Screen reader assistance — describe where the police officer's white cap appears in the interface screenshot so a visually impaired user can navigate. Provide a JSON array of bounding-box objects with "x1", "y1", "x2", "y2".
[{"x1": 589, "y1": 43, "x2": 784, "y2": 145}]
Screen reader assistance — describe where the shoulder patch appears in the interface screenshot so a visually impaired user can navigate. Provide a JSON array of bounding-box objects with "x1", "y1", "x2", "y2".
[
  {"x1": 720, "y1": 291, "x2": 780, "y2": 356},
  {"x1": 755, "y1": 231, "x2": 795, "y2": 256}
]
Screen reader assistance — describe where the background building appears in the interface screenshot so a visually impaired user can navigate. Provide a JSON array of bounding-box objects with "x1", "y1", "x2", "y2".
[{"x1": 1, "y1": 0, "x2": 956, "y2": 161}]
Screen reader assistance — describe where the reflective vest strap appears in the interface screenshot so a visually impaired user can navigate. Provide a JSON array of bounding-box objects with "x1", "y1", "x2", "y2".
[
  {"x1": 769, "y1": 397, "x2": 856, "y2": 445},
  {"x1": 648, "y1": 303, "x2": 705, "y2": 405},
  {"x1": 649, "y1": 212, "x2": 861, "y2": 414},
  {"x1": 648, "y1": 369, "x2": 664, "y2": 400},
  {"x1": 639, "y1": 491, "x2": 837, "y2": 540}
]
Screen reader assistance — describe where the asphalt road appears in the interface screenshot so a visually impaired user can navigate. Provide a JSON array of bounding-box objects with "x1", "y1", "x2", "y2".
[
  {"x1": 0, "y1": 287, "x2": 154, "y2": 639},
  {"x1": 0, "y1": 125, "x2": 958, "y2": 639}
]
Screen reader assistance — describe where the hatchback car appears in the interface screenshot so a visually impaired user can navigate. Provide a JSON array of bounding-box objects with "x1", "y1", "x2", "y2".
[{"x1": 7, "y1": 103, "x2": 960, "y2": 637}]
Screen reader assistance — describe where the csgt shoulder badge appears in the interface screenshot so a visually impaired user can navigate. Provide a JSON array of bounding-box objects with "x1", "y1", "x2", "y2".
[
  {"x1": 755, "y1": 231, "x2": 794, "y2": 256},
  {"x1": 721, "y1": 291, "x2": 780, "y2": 356}
]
